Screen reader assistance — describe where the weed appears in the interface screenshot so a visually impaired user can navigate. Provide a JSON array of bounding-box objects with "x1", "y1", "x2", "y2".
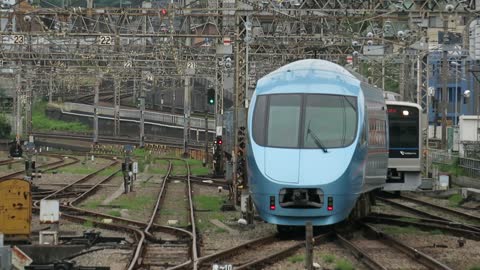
[
  {"x1": 322, "y1": 254, "x2": 336, "y2": 263},
  {"x1": 214, "y1": 227, "x2": 227, "y2": 234},
  {"x1": 469, "y1": 266, "x2": 480, "y2": 270},
  {"x1": 32, "y1": 102, "x2": 90, "y2": 132},
  {"x1": 335, "y1": 259, "x2": 354, "y2": 270},
  {"x1": 194, "y1": 195, "x2": 225, "y2": 211},
  {"x1": 112, "y1": 195, "x2": 155, "y2": 210},
  {"x1": 83, "y1": 220, "x2": 94, "y2": 228},
  {"x1": 81, "y1": 199, "x2": 104, "y2": 209},
  {"x1": 430, "y1": 229, "x2": 444, "y2": 235},
  {"x1": 98, "y1": 167, "x2": 121, "y2": 176},
  {"x1": 398, "y1": 217, "x2": 419, "y2": 223},
  {"x1": 288, "y1": 254, "x2": 304, "y2": 263},
  {"x1": 107, "y1": 210, "x2": 121, "y2": 217},
  {"x1": 448, "y1": 194, "x2": 463, "y2": 207},
  {"x1": 55, "y1": 166, "x2": 97, "y2": 174},
  {"x1": 191, "y1": 166, "x2": 211, "y2": 175},
  {"x1": 382, "y1": 225, "x2": 419, "y2": 235}
]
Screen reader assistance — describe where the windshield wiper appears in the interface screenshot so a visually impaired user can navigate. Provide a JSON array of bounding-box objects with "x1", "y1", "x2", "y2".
[
  {"x1": 343, "y1": 96, "x2": 357, "y2": 111},
  {"x1": 307, "y1": 120, "x2": 328, "y2": 153}
]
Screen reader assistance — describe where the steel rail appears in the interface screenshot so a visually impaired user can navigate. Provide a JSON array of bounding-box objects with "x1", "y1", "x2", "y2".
[
  {"x1": 399, "y1": 195, "x2": 480, "y2": 224},
  {"x1": 0, "y1": 159, "x2": 21, "y2": 166},
  {"x1": 376, "y1": 197, "x2": 480, "y2": 233},
  {"x1": 144, "y1": 161, "x2": 173, "y2": 233},
  {"x1": 0, "y1": 155, "x2": 78, "y2": 180},
  {"x1": 196, "y1": 235, "x2": 277, "y2": 268},
  {"x1": 366, "y1": 214, "x2": 480, "y2": 241},
  {"x1": 41, "y1": 160, "x2": 118, "y2": 201},
  {"x1": 360, "y1": 223, "x2": 453, "y2": 270},
  {"x1": 233, "y1": 233, "x2": 333, "y2": 270},
  {"x1": 183, "y1": 159, "x2": 199, "y2": 270},
  {"x1": 335, "y1": 233, "x2": 388, "y2": 270}
]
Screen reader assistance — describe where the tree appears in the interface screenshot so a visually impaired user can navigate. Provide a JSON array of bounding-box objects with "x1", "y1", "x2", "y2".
[{"x1": 0, "y1": 115, "x2": 12, "y2": 139}]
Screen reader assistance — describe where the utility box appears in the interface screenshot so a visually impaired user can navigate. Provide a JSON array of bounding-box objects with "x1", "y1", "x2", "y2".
[
  {"x1": 40, "y1": 200, "x2": 60, "y2": 224},
  {"x1": 0, "y1": 246, "x2": 12, "y2": 270},
  {"x1": 437, "y1": 175, "x2": 450, "y2": 190}
]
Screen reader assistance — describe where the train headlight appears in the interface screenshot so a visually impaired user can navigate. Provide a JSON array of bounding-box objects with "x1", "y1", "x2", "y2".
[{"x1": 402, "y1": 110, "x2": 409, "y2": 116}]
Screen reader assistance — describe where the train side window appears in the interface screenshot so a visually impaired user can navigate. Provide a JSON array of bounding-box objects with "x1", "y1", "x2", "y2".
[
  {"x1": 361, "y1": 107, "x2": 368, "y2": 145},
  {"x1": 252, "y1": 95, "x2": 267, "y2": 145}
]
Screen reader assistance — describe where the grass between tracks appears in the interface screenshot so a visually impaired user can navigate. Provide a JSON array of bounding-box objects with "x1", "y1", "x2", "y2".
[
  {"x1": 287, "y1": 253, "x2": 354, "y2": 270},
  {"x1": 380, "y1": 225, "x2": 443, "y2": 235},
  {"x1": 448, "y1": 194, "x2": 463, "y2": 207},
  {"x1": 32, "y1": 102, "x2": 90, "y2": 132},
  {"x1": 194, "y1": 194, "x2": 230, "y2": 232}
]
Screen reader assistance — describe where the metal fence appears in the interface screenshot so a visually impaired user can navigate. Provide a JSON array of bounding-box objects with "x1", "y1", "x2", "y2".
[{"x1": 429, "y1": 150, "x2": 480, "y2": 178}]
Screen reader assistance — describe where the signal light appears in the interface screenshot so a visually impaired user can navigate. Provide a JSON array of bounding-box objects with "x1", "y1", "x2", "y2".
[
  {"x1": 327, "y1": 196, "x2": 333, "y2": 211},
  {"x1": 207, "y1": 88, "x2": 215, "y2": 105},
  {"x1": 161, "y1": 8, "x2": 167, "y2": 16},
  {"x1": 269, "y1": 196, "x2": 276, "y2": 210}
]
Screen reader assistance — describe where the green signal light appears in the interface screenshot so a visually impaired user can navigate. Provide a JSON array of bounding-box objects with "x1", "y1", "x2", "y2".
[{"x1": 209, "y1": 99, "x2": 214, "y2": 104}]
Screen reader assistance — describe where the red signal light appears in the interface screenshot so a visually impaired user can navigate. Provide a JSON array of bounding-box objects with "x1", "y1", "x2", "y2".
[
  {"x1": 218, "y1": 139, "x2": 222, "y2": 145},
  {"x1": 269, "y1": 196, "x2": 275, "y2": 210},
  {"x1": 161, "y1": 9, "x2": 167, "y2": 16},
  {"x1": 327, "y1": 196, "x2": 333, "y2": 211}
]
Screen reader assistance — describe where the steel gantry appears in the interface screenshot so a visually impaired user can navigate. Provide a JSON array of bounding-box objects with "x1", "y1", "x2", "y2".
[{"x1": 2, "y1": 0, "x2": 478, "y2": 215}]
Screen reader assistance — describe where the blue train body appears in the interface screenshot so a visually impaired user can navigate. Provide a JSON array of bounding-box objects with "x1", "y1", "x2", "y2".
[{"x1": 247, "y1": 60, "x2": 388, "y2": 226}]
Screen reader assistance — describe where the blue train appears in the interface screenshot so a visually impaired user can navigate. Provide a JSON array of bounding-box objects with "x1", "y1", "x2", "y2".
[{"x1": 247, "y1": 60, "x2": 388, "y2": 230}]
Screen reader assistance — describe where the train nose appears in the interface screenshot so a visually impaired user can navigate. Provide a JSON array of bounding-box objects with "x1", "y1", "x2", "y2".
[{"x1": 264, "y1": 148, "x2": 299, "y2": 183}]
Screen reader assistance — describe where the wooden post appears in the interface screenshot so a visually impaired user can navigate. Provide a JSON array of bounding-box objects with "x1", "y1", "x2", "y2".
[{"x1": 305, "y1": 221, "x2": 313, "y2": 270}]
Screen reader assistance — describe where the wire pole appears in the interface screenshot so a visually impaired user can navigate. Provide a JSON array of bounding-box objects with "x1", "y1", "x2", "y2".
[
  {"x1": 441, "y1": 17, "x2": 449, "y2": 150},
  {"x1": 93, "y1": 74, "x2": 101, "y2": 144}
]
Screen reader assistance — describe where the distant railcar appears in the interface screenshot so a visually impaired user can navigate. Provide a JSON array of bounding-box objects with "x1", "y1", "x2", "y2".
[
  {"x1": 384, "y1": 101, "x2": 422, "y2": 191},
  {"x1": 247, "y1": 59, "x2": 388, "y2": 231},
  {"x1": 0, "y1": 178, "x2": 31, "y2": 240}
]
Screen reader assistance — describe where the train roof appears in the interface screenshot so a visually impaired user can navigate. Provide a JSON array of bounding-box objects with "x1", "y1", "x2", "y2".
[
  {"x1": 263, "y1": 59, "x2": 357, "y2": 80},
  {"x1": 385, "y1": 100, "x2": 423, "y2": 110}
]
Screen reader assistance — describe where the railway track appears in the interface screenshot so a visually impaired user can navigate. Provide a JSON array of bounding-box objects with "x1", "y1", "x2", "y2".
[
  {"x1": 0, "y1": 158, "x2": 22, "y2": 166},
  {"x1": 51, "y1": 158, "x2": 199, "y2": 269},
  {"x1": 377, "y1": 194, "x2": 480, "y2": 228},
  {"x1": 140, "y1": 160, "x2": 193, "y2": 269},
  {"x1": 37, "y1": 159, "x2": 119, "y2": 204},
  {"x1": 197, "y1": 233, "x2": 333, "y2": 270},
  {"x1": 0, "y1": 155, "x2": 79, "y2": 181},
  {"x1": 32, "y1": 132, "x2": 205, "y2": 148},
  {"x1": 335, "y1": 223, "x2": 452, "y2": 270}
]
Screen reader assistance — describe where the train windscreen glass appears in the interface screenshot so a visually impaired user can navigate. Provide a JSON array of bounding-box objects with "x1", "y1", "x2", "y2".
[
  {"x1": 252, "y1": 94, "x2": 358, "y2": 148},
  {"x1": 387, "y1": 105, "x2": 419, "y2": 158}
]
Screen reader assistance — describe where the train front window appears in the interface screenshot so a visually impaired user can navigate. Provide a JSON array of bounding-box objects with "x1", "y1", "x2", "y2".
[
  {"x1": 252, "y1": 94, "x2": 357, "y2": 148},
  {"x1": 267, "y1": 94, "x2": 302, "y2": 147},
  {"x1": 388, "y1": 105, "x2": 419, "y2": 149},
  {"x1": 304, "y1": 95, "x2": 357, "y2": 148}
]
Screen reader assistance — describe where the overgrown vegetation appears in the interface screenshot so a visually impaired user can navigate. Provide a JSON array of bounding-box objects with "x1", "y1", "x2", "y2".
[
  {"x1": 111, "y1": 195, "x2": 155, "y2": 211},
  {"x1": 436, "y1": 159, "x2": 466, "y2": 177},
  {"x1": 335, "y1": 259, "x2": 355, "y2": 270},
  {"x1": 287, "y1": 254, "x2": 305, "y2": 263},
  {"x1": 55, "y1": 166, "x2": 98, "y2": 175},
  {"x1": 448, "y1": 194, "x2": 463, "y2": 207},
  {"x1": 33, "y1": 102, "x2": 90, "y2": 132},
  {"x1": 81, "y1": 198, "x2": 104, "y2": 209},
  {"x1": 107, "y1": 210, "x2": 121, "y2": 217},
  {"x1": 0, "y1": 114, "x2": 12, "y2": 139},
  {"x1": 322, "y1": 254, "x2": 336, "y2": 263},
  {"x1": 83, "y1": 220, "x2": 94, "y2": 228},
  {"x1": 381, "y1": 225, "x2": 443, "y2": 235},
  {"x1": 194, "y1": 195, "x2": 225, "y2": 211},
  {"x1": 469, "y1": 266, "x2": 480, "y2": 270}
]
